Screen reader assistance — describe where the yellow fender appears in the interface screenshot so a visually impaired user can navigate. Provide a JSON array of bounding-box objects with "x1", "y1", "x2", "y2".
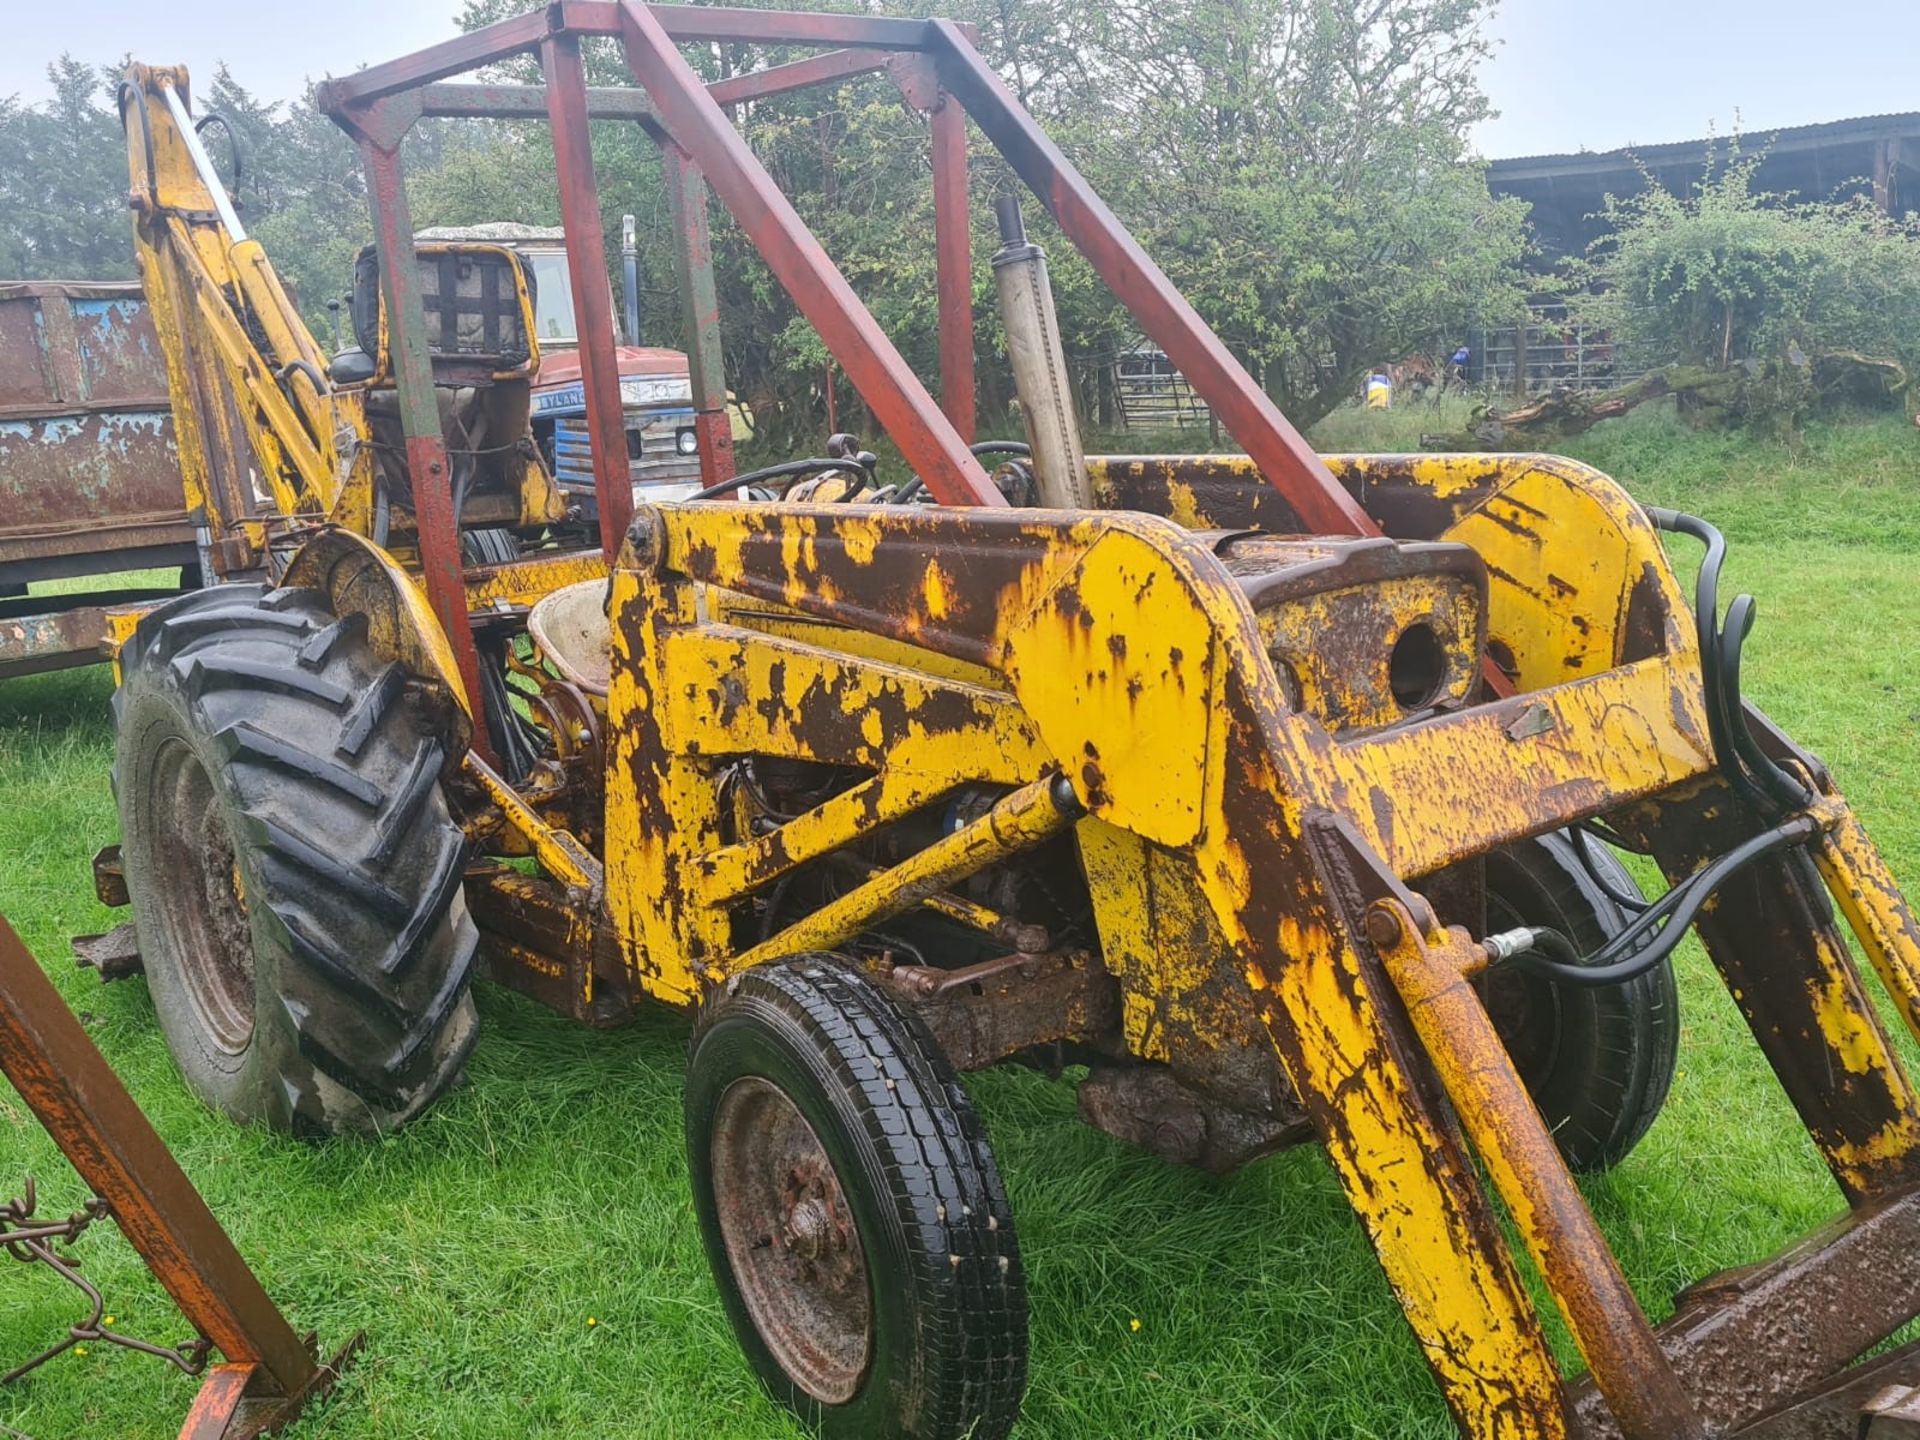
[{"x1": 280, "y1": 529, "x2": 474, "y2": 760}]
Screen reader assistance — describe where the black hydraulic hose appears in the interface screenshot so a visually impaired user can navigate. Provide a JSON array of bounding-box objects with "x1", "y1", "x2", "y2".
[
  {"x1": 690, "y1": 458, "x2": 855, "y2": 500},
  {"x1": 276, "y1": 358, "x2": 327, "y2": 393},
  {"x1": 194, "y1": 111, "x2": 244, "y2": 201},
  {"x1": 1647, "y1": 507, "x2": 1813, "y2": 816},
  {"x1": 1717, "y1": 591, "x2": 1815, "y2": 812},
  {"x1": 1474, "y1": 512, "x2": 1828, "y2": 991},
  {"x1": 1647, "y1": 507, "x2": 1745, "y2": 800},
  {"x1": 1569, "y1": 824, "x2": 1650, "y2": 913},
  {"x1": 477, "y1": 642, "x2": 540, "y2": 785},
  {"x1": 1588, "y1": 813, "x2": 1815, "y2": 966},
  {"x1": 1489, "y1": 814, "x2": 1818, "y2": 988},
  {"x1": 891, "y1": 440, "x2": 1032, "y2": 505},
  {"x1": 1579, "y1": 817, "x2": 1649, "y2": 855},
  {"x1": 371, "y1": 475, "x2": 391, "y2": 550}
]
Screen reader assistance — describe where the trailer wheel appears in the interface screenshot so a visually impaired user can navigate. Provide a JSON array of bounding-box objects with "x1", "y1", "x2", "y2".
[
  {"x1": 687, "y1": 956, "x2": 1027, "y2": 1440},
  {"x1": 1480, "y1": 832, "x2": 1679, "y2": 1173},
  {"x1": 113, "y1": 583, "x2": 479, "y2": 1136}
]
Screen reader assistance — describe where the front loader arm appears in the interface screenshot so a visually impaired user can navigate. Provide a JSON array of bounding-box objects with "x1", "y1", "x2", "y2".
[{"x1": 598, "y1": 479, "x2": 1920, "y2": 1439}]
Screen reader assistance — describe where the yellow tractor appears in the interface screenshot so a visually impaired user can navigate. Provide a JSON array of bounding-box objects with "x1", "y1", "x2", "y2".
[{"x1": 93, "y1": 7, "x2": 1920, "y2": 1439}]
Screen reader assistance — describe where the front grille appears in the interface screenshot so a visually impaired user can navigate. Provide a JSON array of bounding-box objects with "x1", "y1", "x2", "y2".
[{"x1": 553, "y1": 413, "x2": 700, "y2": 489}]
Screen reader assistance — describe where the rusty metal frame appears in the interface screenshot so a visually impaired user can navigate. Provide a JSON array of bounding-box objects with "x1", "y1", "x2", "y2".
[
  {"x1": 543, "y1": 32, "x2": 634, "y2": 557},
  {"x1": 316, "y1": 1, "x2": 1390, "y2": 734},
  {"x1": 609, "y1": 1, "x2": 1002, "y2": 507},
  {"x1": 0, "y1": 915, "x2": 356, "y2": 1437}
]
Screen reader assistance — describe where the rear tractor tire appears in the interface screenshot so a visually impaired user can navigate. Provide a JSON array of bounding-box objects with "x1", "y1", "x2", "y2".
[
  {"x1": 112, "y1": 583, "x2": 479, "y2": 1137},
  {"x1": 1480, "y1": 830, "x2": 1680, "y2": 1173},
  {"x1": 687, "y1": 956, "x2": 1028, "y2": 1440}
]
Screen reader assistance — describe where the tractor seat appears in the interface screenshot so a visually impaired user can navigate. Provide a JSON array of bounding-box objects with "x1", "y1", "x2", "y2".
[{"x1": 527, "y1": 578, "x2": 612, "y2": 696}]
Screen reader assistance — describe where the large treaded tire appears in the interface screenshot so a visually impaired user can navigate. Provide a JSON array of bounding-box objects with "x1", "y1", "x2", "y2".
[
  {"x1": 687, "y1": 956, "x2": 1027, "y2": 1440},
  {"x1": 113, "y1": 582, "x2": 479, "y2": 1137},
  {"x1": 1481, "y1": 831, "x2": 1680, "y2": 1173}
]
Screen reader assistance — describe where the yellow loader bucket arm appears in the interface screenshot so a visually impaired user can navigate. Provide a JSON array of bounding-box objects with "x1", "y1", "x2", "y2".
[
  {"x1": 117, "y1": 64, "x2": 568, "y2": 601},
  {"x1": 587, "y1": 447, "x2": 1920, "y2": 1439}
]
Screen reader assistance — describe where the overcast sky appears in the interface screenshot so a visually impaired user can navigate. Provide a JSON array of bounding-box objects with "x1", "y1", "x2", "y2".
[
  {"x1": 1475, "y1": 1, "x2": 1920, "y2": 157},
  {"x1": 4, "y1": 1, "x2": 1918, "y2": 161}
]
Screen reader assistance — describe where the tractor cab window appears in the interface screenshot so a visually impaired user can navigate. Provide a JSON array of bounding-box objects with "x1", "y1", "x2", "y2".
[{"x1": 522, "y1": 250, "x2": 577, "y2": 344}]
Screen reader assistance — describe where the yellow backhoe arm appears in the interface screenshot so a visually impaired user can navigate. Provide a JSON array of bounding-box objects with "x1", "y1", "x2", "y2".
[{"x1": 120, "y1": 64, "x2": 368, "y2": 573}]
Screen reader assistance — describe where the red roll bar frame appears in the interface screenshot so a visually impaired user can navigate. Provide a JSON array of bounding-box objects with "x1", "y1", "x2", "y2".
[{"x1": 315, "y1": 2, "x2": 1379, "y2": 739}]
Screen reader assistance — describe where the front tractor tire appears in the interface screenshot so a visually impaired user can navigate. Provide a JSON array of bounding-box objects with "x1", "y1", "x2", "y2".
[
  {"x1": 1481, "y1": 831, "x2": 1680, "y2": 1173},
  {"x1": 113, "y1": 583, "x2": 479, "y2": 1137},
  {"x1": 687, "y1": 956, "x2": 1028, "y2": 1440}
]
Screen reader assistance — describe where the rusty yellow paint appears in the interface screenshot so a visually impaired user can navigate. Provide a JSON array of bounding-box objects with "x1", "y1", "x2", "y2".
[
  {"x1": 1258, "y1": 568, "x2": 1482, "y2": 728},
  {"x1": 1329, "y1": 451, "x2": 1506, "y2": 501},
  {"x1": 662, "y1": 626, "x2": 1046, "y2": 784},
  {"x1": 726, "y1": 774, "x2": 1075, "y2": 972},
  {"x1": 1263, "y1": 906, "x2": 1571, "y2": 1438},
  {"x1": 462, "y1": 753, "x2": 599, "y2": 895},
  {"x1": 1000, "y1": 528, "x2": 1229, "y2": 847},
  {"x1": 1290, "y1": 653, "x2": 1715, "y2": 879},
  {"x1": 706, "y1": 590, "x2": 1008, "y2": 690},
  {"x1": 1816, "y1": 805, "x2": 1920, "y2": 1054},
  {"x1": 1079, "y1": 817, "x2": 1274, "y2": 1069},
  {"x1": 102, "y1": 607, "x2": 146, "y2": 686},
  {"x1": 1440, "y1": 457, "x2": 1687, "y2": 690},
  {"x1": 281, "y1": 530, "x2": 474, "y2": 742},
  {"x1": 603, "y1": 560, "x2": 723, "y2": 1003},
  {"x1": 1374, "y1": 904, "x2": 1699, "y2": 1438},
  {"x1": 463, "y1": 551, "x2": 608, "y2": 611}
]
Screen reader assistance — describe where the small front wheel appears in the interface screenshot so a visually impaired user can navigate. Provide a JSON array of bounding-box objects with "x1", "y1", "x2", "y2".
[
  {"x1": 686, "y1": 956, "x2": 1026, "y2": 1440},
  {"x1": 1480, "y1": 831, "x2": 1679, "y2": 1173}
]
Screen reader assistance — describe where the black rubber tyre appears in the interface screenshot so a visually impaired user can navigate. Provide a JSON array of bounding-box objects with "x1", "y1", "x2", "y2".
[
  {"x1": 1479, "y1": 831, "x2": 1679, "y2": 1173},
  {"x1": 112, "y1": 583, "x2": 479, "y2": 1137},
  {"x1": 459, "y1": 528, "x2": 520, "y2": 566},
  {"x1": 687, "y1": 956, "x2": 1027, "y2": 1440}
]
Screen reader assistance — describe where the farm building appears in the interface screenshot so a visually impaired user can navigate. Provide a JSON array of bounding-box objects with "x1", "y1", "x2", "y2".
[{"x1": 1486, "y1": 111, "x2": 1920, "y2": 266}]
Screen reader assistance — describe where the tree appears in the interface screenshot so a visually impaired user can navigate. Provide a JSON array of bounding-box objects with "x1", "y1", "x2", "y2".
[
  {"x1": 0, "y1": 58, "x2": 137, "y2": 280},
  {"x1": 1051, "y1": 0, "x2": 1530, "y2": 427}
]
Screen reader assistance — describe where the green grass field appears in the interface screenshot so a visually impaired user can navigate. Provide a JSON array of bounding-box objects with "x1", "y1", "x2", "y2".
[{"x1": 1, "y1": 402, "x2": 1916, "y2": 1438}]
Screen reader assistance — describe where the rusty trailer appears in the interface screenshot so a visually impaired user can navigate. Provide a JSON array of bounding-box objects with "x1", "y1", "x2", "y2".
[{"x1": 0, "y1": 281, "x2": 201, "y2": 679}]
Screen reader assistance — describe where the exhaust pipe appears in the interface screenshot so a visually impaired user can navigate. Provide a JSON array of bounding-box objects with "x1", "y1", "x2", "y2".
[
  {"x1": 621, "y1": 214, "x2": 641, "y2": 346},
  {"x1": 991, "y1": 197, "x2": 1090, "y2": 508}
]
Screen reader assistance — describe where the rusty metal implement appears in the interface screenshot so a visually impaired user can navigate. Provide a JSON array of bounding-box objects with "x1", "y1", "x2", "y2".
[
  {"x1": 0, "y1": 915, "x2": 357, "y2": 1438},
  {"x1": 2, "y1": 1178, "x2": 214, "y2": 1386}
]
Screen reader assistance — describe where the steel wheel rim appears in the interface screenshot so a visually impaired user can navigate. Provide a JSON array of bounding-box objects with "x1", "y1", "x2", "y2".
[
  {"x1": 148, "y1": 736, "x2": 256, "y2": 1055},
  {"x1": 710, "y1": 1075, "x2": 873, "y2": 1404}
]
